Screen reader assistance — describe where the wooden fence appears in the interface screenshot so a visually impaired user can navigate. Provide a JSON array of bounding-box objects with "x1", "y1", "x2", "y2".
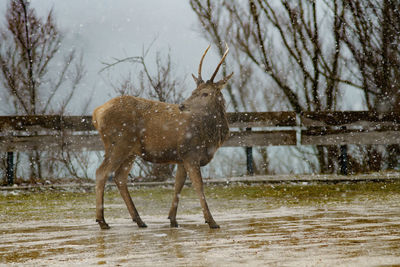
[{"x1": 1, "y1": 111, "x2": 400, "y2": 184}]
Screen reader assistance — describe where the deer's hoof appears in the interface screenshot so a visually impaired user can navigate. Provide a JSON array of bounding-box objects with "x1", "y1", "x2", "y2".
[
  {"x1": 136, "y1": 220, "x2": 147, "y2": 228},
  {"x1": 170, "y1": 220, "x2": 179, "y2": 228},
  {"x1": 97, "y1": 220, "x2": 110, "y2": 230},
  {"x1": 207, "y1": 221, "x2": 220, "y2": 229}
]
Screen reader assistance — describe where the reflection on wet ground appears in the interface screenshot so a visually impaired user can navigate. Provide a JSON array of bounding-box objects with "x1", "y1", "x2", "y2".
[{"x1": 1, "y1": 182, "x2": 400, "y2": 266}]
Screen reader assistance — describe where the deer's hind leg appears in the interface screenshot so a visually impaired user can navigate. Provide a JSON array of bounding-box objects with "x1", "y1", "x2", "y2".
[
  {"x1": 114, "y1": 155, "x2": 147, "y2": 228},
  {"x1": 95, "y1": 153, "x2": 115, "y2": 229},
  {"x1": 168, "y1": 164, "x2": 187, "y2": 227},
  {"x1": 96, "y1": 139, "x2": 138, "y2": 229}
]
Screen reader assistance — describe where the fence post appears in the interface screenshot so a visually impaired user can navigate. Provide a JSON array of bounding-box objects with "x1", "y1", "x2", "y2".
[
  {"x1": 246, "y1": 127, "x2": 254, "y2": 175},
  {"x1": 6, "y1": 152, "x2": 14, "y2": 185},
  {"x1": 340, "y1": 145, "x2": 348, "y2": 175},
  {"x1": 339, "y1": 126, "x2": 348, "y2": 175}
]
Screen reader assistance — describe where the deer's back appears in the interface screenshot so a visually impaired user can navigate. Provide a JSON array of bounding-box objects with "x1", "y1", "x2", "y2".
[
  {"x1": 93, "y1": 95, "x2": 181, "y2": 129},
  {"x1": 93, "y1": 95, "x2": 189, "y2": 163}
]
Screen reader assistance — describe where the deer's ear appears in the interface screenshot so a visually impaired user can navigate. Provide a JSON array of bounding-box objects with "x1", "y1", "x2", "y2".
[
  {"x1": 192, "y1": 74, "x2": 203, "y2": 86},
  {"x1": 215, "y1": 72, "x2": 234, "y2": 89}
]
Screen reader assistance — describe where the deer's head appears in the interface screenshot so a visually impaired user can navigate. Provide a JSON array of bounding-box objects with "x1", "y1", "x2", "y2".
[{"x1": 179, "y1": 44, "x2": 233, "y2": 112}]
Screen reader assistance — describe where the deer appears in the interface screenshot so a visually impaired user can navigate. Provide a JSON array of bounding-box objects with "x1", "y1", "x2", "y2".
[{"x1": 92, "y1": 44, "x2": 233, "y2": 230}]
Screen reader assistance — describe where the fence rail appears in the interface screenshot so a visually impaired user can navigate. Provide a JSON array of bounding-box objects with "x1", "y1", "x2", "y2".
[
  {"x1": 1, "y1": 111, "x2": 400, "y2": 184},
  {"x1": 1, "y1": 111, "x2": 399, "y2": 150}
]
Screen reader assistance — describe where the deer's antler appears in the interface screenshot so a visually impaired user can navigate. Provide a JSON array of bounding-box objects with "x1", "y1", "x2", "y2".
[
  {"x1": 209, "y1": 43, "x2": 229, "y2": 83},
  {"x1": 192, "y1": 45, "x2": 211, "y2": 85}
]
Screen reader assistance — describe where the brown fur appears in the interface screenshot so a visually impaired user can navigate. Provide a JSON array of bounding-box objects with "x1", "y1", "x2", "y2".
[{"x1": 93, "y1": 46, "x2": 233, "y2": 229}]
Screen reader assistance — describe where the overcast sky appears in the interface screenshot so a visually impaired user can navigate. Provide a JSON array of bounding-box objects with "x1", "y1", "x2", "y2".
[{"x1": 0, "y1": 0, "x2": 222, "y2": 113}]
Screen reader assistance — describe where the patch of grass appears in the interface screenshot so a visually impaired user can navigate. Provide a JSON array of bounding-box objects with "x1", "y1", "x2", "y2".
[
  {"x1": 0, "y1": 192, "x2": 95, "y2": 223},
  {"x1": 204, "y1": 181, "x2": 400, "y2": 205},
  {"x1": 1, "y1": 181, "x2": 399, "y2": 223}
]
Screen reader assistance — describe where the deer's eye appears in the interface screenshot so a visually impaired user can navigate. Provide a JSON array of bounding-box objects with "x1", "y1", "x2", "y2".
[{"x1": 202, "y1": 93, "x2": 209, "y2": 97}]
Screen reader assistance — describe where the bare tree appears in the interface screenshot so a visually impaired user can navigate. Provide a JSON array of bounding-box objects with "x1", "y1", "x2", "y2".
[
  {"x1": 0, "y1": 0, "x2": 87, "y2": 182},
  {"x1": 339, "y1": 0, "x2": 400, "y2": 170},
  {"x1": 339, "y1": 0, "x2": 400, "y2": 112},
  {"x1": 214, "y1": 0, "x2": 349, "y2": 112},
  {"x1": 191, "y1": 0, "x2": 400, "y2": 174}
]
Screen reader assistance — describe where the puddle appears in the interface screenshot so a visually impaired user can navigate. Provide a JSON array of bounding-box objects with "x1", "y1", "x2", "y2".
[{"x1": 1, "y1": 182, "x2": 400, "y2": 266}]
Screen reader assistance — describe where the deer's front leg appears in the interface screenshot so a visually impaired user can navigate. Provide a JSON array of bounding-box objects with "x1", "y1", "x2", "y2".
[
  {"x1": 168, "y1": 164, "x2": 187, "y2": 227},
  {"x1": 184, "y1": 162, "x2": 219, "y2": 229}
]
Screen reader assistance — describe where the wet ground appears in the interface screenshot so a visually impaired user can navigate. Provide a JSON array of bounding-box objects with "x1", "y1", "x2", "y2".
[{"x1": 1, "y1": 181, "x2": 400, "y2": 266}]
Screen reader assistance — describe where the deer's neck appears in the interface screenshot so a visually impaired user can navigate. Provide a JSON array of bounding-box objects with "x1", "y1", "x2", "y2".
[{"x1": 190, "y1": 101, "x2": 229, "y2": 145}]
